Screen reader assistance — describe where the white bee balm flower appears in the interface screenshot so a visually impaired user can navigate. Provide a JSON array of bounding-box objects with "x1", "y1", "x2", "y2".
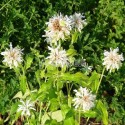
[
  {"x1": 1, "y1": 43, "x2": 23, "y2": 69},
  {"x1": 17, "y1": 99, "x2": 36, "y2": 116},
  {"x1": 70, "y1": 13, "x2": 87, "y2": 32},
  {"x1": 72, "y1": 87, "x2": 96, "y2": 112},
  {"x1": 103, "y1": 48, "x2": 124, "y2": 72},
  {"x1": 43, "y1": 13, "x2": 72, "y2": 44},
  {"x1": 46, "y1": 46, "x2": 69, "y2": 67}
]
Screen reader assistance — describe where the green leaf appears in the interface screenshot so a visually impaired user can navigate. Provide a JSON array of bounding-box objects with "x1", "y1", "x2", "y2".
[
  {"x1": 19, "y1": 75, "x2": 27, "y2": 93},
  {"x1": 61, "y1": 104, "x2": 70, "y2": 119},
  {"x1": 10, "y1": 102, "x2": 19, "y2": 115},
  {"x1": 48, "y1": 88, "x2": 57, "y2": 99},
  {"x1": 42, "y1": 110, "x2": 63, "y2": 124},
  {"x1": 64, "y1": 117, "x2": 75, "y2": 125},
  {"x1": 61, "y1": 72, "x2": 88, "y2": 86},
  {"x1": 13, "y1": 91, "x2": 23, "y2": 99},
  {"x1": 71, "y1": 31, "x2": 79, "y2": 44},
  {"x1": 11, "y1": 112, "x2": 21, "y2": 125},
  {"x1": 83, "y1": 33, "x2": 90, "y2": 41},
  {"x1": 51, "y1": 110, "x2": 63, "y2": 122},
  {"x1": 35, "y1": 70, "x2": 41, "y2": 85},
  {"x1": 50, "y1": 98, "x2": 59, "y2": 111},
  {"x1": 41, "y1": 113, "x2": 50, "y2": 125},
  {"x1": 40, "y1": 70, "x2": 45, "y2": 78},
  {"x1": 39, "y1": 80, "x2": 52, "y2": 93},
  {"x1": 46, "y1": 119, "x2": 59, "y2": 125},
  {"x1": 96, "y1": 100, "x2": 108, "y2": 125},
  {"x1": 25, "y1": 54, "x2": 34, "y2": 70},
  {"x1": 88, "y1": 71, "x2": 100, "y2": 93},
  {"x1": 13, "y1": 89, "x2": 32, "y2": 99},
  {"x1": 67, "y1": 48, "x2": 77, "y2": 56},
  {"x1": 46, "y1": 65, "x2": 57, "y2": 76},
  {"x1": 83, "y1": 110, "x2": 97, "y2": 118},
  {"x1": 83, "y1": 46, "x2": 94, "y2": 51}
]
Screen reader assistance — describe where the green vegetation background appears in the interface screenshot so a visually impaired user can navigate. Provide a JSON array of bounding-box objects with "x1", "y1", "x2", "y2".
[{"x1": 0, "y1": 0, "x2": 125, "y2": 124}]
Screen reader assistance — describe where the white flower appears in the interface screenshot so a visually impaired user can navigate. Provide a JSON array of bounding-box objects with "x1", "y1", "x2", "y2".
[
  {"x1": 1, "y1": 43, "x2": 23, "y2": 69},
  {"x1": 46, "y1": 46, "x2": 69, "y2": 67},
  {"x1": 17, "y1": 99, "x2": 36, "y2": 116},
  {"x1": 43, "y1": 13, "x2": 72, "y2": 44},
  {"x1": 72, "y1": 87, "x2": 96, "y2": 112},
  {"x1": 103, "y1": 47, "x2": 124, "y2": 72},
  {"x1": 82, "y1": 61, "x2": 92, "y2": 75},
  {"x1": 70, "y1": 13, "x2": 87, "y2": 32}
]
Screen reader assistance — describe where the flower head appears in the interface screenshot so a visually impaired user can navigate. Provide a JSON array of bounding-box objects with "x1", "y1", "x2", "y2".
[
  {"x1": 82, "y1": 61, "x2": 92, "y2": 75},
  {"x1": 43, "y1": 13, "x2": 72, "y2": 44},
  {"x1": 72, "y1": 87, "x2": 96, "y2": 112},
  {"x1": 1, "y1": 43, "x2": 23, "y2": 69},
  {"x1": 74, "y1": 59, "x2": 92, "y2": 74},
  {"x1": 103, "y1": 47, "x2": 124, "y2": 72},
  {"x1": 46, "y1": 46, "x2": 69, "y2": 67},
  {"x1": 17, "y1": 99, "x2": 36, "y2": 116},
  {"x1": 70, "y1": 13, "x2": 87, "y2": 32}
]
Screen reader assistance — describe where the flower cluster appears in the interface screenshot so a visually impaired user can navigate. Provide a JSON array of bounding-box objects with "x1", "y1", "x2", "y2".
[
  {"x1": 43, "y1": 13, "x2": 87, "y2": 45},
  {"x1": 1, "y1": 43, "x2": 23, "y2": 69},
  {"x1": 43, "y1": 13, "x2": 72, "y2": 45},
  {"x1": 103, "y1": 48, "x2": 124, "y2": 72},
  {"x1": 70, "y1": 13, "x2": 87, "y2": 32},
  {"x1": 82, "y1": 61, "x2": 92, "y2": 75},
  {"x1": 0, "y1": 12, "x2": 124, "y2": 121},
  {"x1": 46, "y1": 46, "x2": 69, "y2": 67},
  {"x1": 17, "y1": 99, "x2": 36, "y2": 117},
  {"x1": 44, "y1": 13, "x2": 87, "y2": 68},
  {"x1": 72, "y1": 87, "x2": 96, "y2": 112}
]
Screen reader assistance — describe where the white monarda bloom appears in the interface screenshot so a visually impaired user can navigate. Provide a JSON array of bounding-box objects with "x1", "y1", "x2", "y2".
[
  {"x1": 46, "y1": 46, "x2": 69, "y2": 67},
  {"x1": 82, "y1": 61, "x2": 92, "y2": 75},
  {"x1": 103, "y1": 48, "x2": 124, "y2": 72},
  {"x1": 17, "y1": 99, "x2": 36, "y2": 116},
  {"x1": 1, "y1": 43, "x2": 23, "y2": 69},
  {"x1": 72, "y1": 87, "x2": 96, "y2": 112},
  {"x1": 43, "y1": 13, "x2": 72, "y2": 44},
  {"x1": 70, "y1": 13, "x2": 87, "y2": 32}
]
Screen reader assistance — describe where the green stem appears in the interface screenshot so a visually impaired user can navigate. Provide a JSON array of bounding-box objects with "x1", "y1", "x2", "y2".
[
  {"x1": 56, "y1": 68, "x2": 59, "y2": 91},
  {"x1": 66, "y1": 83, "x2": 69, "y2": 105},
  {"x1": 0, "y1": 0, "x2": 12, "y2": 11},
  {"x1": 66, "y1": 83, "x2": 73, "y2": 107},
  {"x1": 68, "y1": 95, "x2": 70, "y2": 107},
  {"x1": 28, "y1": 13, "x2": 33, "y2": 23},
  {"x1": 85, "y1": 117, "x2": 89, "y2": 125},
  {"x1": 96, "y1": 67, "x2": 105, "y2": 94},
  {"x1": 78, "y1": 110, "x2": 81, "y2": 125},
  {"x1": 22, "y1": 66, "x2": 30, "y2": 90},
  {"x1": 39, "y1": 102, "x2": 42, "y2": 123},
  {"x1": 26, "y1": 117, "x2": 30, "y2": 125},
  {"x1": 56, "y1": 68, "x2": 61, "y2": 106}
]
